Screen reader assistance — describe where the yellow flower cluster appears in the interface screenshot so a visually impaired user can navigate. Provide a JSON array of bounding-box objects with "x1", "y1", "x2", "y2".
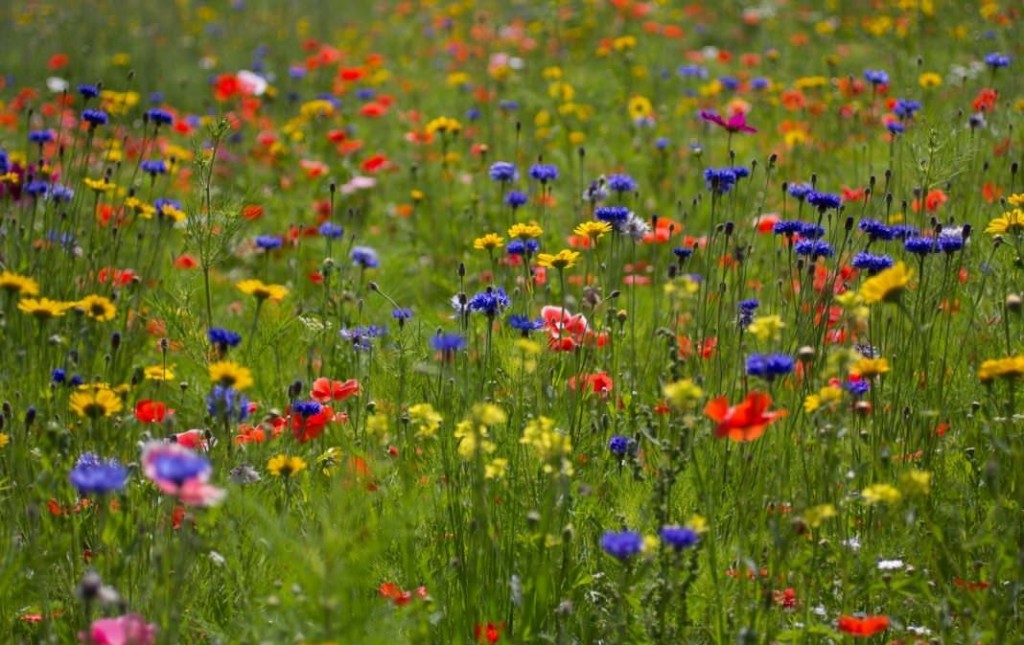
[
  {"x1": 520, "y1": 416, "x2": 573, "y2": 476},
  {"x1": 977, "y1": 355, "x2": 1024, "y2": 383}
]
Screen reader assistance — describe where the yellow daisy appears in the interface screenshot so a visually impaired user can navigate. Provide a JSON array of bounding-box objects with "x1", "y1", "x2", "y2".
[
  {"x1": 0, "y1": 271, "x2": 40, "y2": 296},
  {"x1": 76, "y1": 295, "x2": 117, "y2": 322},
  {"x1": 508, "y1": 223, "x2": 543, "y2": 240},
  {"x1": 236, "y1": 279, "x2": 289, "y2": 302},
  {"x1": 268, "y1": 454, "x2": 307, "y2": 478},
  {"x1": 984, "y1": 208, "x2": 1024, "y2": 236},
  {"x1": 18, "y1": 297, "x2": 72, "y2": 320},
  {"x1": 573, "y1": 220, "x2": 612, "y2": 241},
  {"x1": 209, "y1": 361, "x2": 254, "y2": 390},
  {"x1": 473, "y1": 233, "x2": 504, "y2": 251},
  {"x1": 860, "y1": 262, "x2": 913, "y2": 304},
  {"x1": 70, "y1": 387, "x2": 124, "y2": 419},
  {"x1": 536, "y1": 249, "x2": 580, "y2": 269},
  {"x1": 144, "y1": 365, "x2": 176, "y2": 381}
]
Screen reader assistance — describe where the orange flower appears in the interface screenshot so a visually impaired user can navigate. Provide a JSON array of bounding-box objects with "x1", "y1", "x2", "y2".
[
  {"x1": 911, "y1": 188, "x2": 947, "y2": 212},
  {"x1": 837, "y1": 615, "x2": 889, "y2": 637},
  {"x1": 704, "y1": 392, "x2": 786, "y2": 442},
  {"x1": 311, "y1": 377, "x2": 360, "y2": 403}
]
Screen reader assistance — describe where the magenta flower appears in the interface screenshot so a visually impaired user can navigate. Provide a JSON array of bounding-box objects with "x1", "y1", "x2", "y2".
[
  {"x1": 699, "y1": 110, "x2": 757, "y2": 134},
  {"x1": 79, "y1": 614, "x2": 157, "y2": 645}
]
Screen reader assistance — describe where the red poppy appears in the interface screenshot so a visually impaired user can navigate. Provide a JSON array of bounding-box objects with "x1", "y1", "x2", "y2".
[
  {"x1": 379, "y1": 582, "x2": 412, "y2": 606},
  {"x1": 474, "y1": 622, "x2": 502, "y2": 644},
  {"x1": 703, "y1": 392, "x2": 786, "y2": 442},
  {"x1": 135, "y1": 400, "x2": 170, "y2": 424},
  {"x1": 568, "y1": 371, "x2": 614, "y2": 397},
  {"x1": 174, "y1": 430, "x2": 208, "y2": 450},
  {"x1": 911, "y1": 188, "x2": 947, "y2": 213},
  {"x1": 311, "y1": 377, "x2": 360, "y2": 403},
  {"x1": 290, "y1": 405, "x2": 335, "y2": 442},
  {"x1": 972, "y1": 88, "x2": 998, "y2": 113},
  {"x1": 174, "y1": 254, "x2": 198, "y2": 269},
  {"x1": 48, "y1": 53, "x2": 70, "y2": 70},
  {"x1": 837, "y1": 615, "x2": 889, "y2": 637}
]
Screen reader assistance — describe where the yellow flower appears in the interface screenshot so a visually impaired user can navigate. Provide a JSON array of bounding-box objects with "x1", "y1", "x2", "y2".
[
  {"x1": 158, "y1": 203, "x2": 187, "y2": 223},
  {"x1": 425, "y1": 116, "x2": 462, "y2": 135},
  {"x1": 473, "y1": 233, "x2": 504, "y2": 251},
  {"x1": 18, "y1": 297, "x2": 72, "y2": 320},
  {"x1": 484, "y1": 457, "x2": 509, "y2": 480},
  {"x1": 548, "y1": 82, "x2": 575, "y2": 102},
  {"x1": 803, "y1": 385, "x2": 844, "y2": 413},
  {"x1": 236, "y1": 279, "x2": 289, "y2": 302},
  {"x1": 687, "y1": 514, "x2": 709, "y2": 534},
  {"x1": 125, "y1": 196, "x2": 157, "y2": 219},
  {"x1": 1007, "y1": 193, "x2": 1024, "y2": 208},
  {"x1": 851, "y1": 357, "x2": 890, "y2": 379},
  {"x1": 508, "y1": 223, "x2": 543, "y2": 239},
  {"x1": 900, "y1": 470, "x2": 932, "y2": 496},
  {"x1": 70, "y1": 387, "x2": 123, "y2": 419},
  {"x1": 145, "y1": 365, "x2": 176, "y2": 381},
  {"x1": 542, "y1": 66, "x2": 562, "y2": 81},
  {"x1": 612, "y1": 35, "x2": 636, "y2": 51},
  {"x1": 803, "y1": 504, "x2": 836, "y2": 528},
  {"x1": 977, "y1": 355, "x2": 1024, "y2": 383},
  {"x1": 83, "y1": 177, "x2": 116, "y2": 193},
  {"x1": 520, "y1": 416, "x2": 572, "y2": 462},
  {"x1": 918, "y1": 72, "x2": 942, "y2": 88},
  {"x1": 76, "y1": 295, "x2": 117, "y2": 322},
  {"x1": 861, "y1": 483, "x2": 902, "y2": 505},
  {"x1": 536, "y1": 249, "x2": 580, "y2": 270},
  {"x1": 318, "y1": 447, "x2": 343, "y2": 476},
  {"x1": 471, "y1": 403, "x2": 506, "y2": 427},
  {"x1": 454, "y1": 420, "x2": 496, "y2": 460},
  {"x1": 209, "y1": 361, "x2": 254, "y2": 390},
  {"x1": 0, "y1": 271, "x2": 40, "y2": 296},
  {"x1": 628, "y1": 95, "x2": 653, "y2": 120},
  {"x1": 366, "y1": 413, "x2": 390, "y2": 443},
  {"x1": 748, "y1": 314, "x2": 785, "y2": 342},
  {"x1": 299, "y1": 99, "x2": 335, "y2": 119},
  {"x1": 860, "y1": 262, "x2": 913, "y2": 304},
  {"x1": 268, "y1": 454, "x2": 307, "y2": 478},
  {"x1": 0, "y1": 432, "x2": 9, "y2": 449},
  {"x1": 573, "y1": 220, "x2": 612, "y2": 241},
  {"x1": 662, "y1": 379, "x2": 704, "y2": 409},
  {"x1": 984, "y1": 208, "x2": 1024, "y2": 235},
  {"x1": 408, "y1": 403, "x2": 442, "y2": 439}
]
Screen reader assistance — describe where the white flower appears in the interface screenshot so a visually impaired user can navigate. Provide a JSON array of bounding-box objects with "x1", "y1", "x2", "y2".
[
  {"x1": 842, "y1": 536, "x2": 862, "y2": 552},
  {"x1": 237, "y1": 70, "x2": 268, "y2": 96},
  {"x1": 47, "y1": 77, "x2": 69, "y2": 92},
  {"x1": 877, "y1": 559, "x2": 905, "y2": 571}
]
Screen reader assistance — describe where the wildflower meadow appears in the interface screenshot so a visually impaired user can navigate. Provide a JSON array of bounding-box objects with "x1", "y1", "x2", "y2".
[{"x1": 2, "y1": 0, "x2": 1024, "y2": 643}]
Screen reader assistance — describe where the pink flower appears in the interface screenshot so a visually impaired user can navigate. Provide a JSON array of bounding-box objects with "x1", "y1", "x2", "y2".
[
  {"x1": 140, "y1": 442, "x2": 225, "y2": 507},
  {"x1": 699, "y1": 110, "x2": 757, "y2": 134},
  {"x1": 80, "y1": 614, "x2": 157, "y2": 645}
]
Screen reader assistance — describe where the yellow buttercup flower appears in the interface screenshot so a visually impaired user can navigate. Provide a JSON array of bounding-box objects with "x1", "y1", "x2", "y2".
[
  {"x1": 899, "y1": 470, "x2": 932, "y2": 496},
  {"x1": 803, "y1": 385, "x2": 844, "y2": 413},
  {"x1": 536, "y1": 249, "x2": 580, "y2": 269},
  {"x1": 18, "y1": 297, "x2": 72, "y2": 320},
  {"x1": 237, "y1": 279, "x2": 289, "y2": 302},
  {"x1": 662, "y1": 379, "x2": 704, "y2": 409},
  {"x1": 145, "y1": 365, "x2": 176, "y2": 381},
  {"x1": 977, "y1": 355, "x2": 1024, "y2": 383},
  {"x1": 84, "y1": 177, "x2": 116, "y2": 193},
  {"x1": 484, "y1": 458, "x2": 509, "y2": 480},
  {"x1": 851, "y1": 357, "x2": 890, "y2": 379},
  {"x1": 860, "y1": 262, "x2": 913, "y2": 304},
  {"x1": 299, "y1": 99, "x2": 335, "y2": 119},
  {"x1": 76, "y1": 295, "x2": 117, "y2": 322},
  {"x1": 803, "y1": 504, "x2": 836, "y2": 528},
  {"x1": 425, "y1": 116, "x2": 462, "y2": 135},
  {"x1": 70, "y1": 387, "x2": 123, "y2": 419},
  {"x1": 0, "y1": 271, "x2": 40, "y2": 296},
  {"x1": 268, "y1": 454, "x2": 307, "y2": 478},
  {"x1": 747, "y1": 314, "x2": 785, "y2": 342},
  {"x1": 861, "y1": 483, "x2": 902, "y2": 505},
  {"x1": 508, "y1": 223, "x2": 543, "y2": 239},
  {"x1": 918, "y1": 72, "x2": 942, "y2": 88},
  {"x1": 628, "y1": 95, "x2": 654, "y2": 120},
  {"x1": 0, "y1": 432, "x2": 8, "y2": 449},
  {"x1": 574, "y1": 220, "x2": 612, "y2": 241},
  {"x1": 471, "y1": 403, "x2": 506, "y2": 427},
  {"x1": 408, "y1": 403, "x2": 442, "y2": 439},
  {"x1": 209, "y1": 361, "x2": 254, "y2": 390},
  {"x1": 984, "y1": 208, "x2": 1024, "y2": 236},
  {"x1": 473, "y1": 233, "x2": 504, "y2": 251}
]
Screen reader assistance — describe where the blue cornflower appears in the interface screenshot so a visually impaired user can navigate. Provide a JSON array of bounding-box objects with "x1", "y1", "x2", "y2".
[
  {"x1": 351, "y1": 246, "x2": 380, "y2": 268},
  {"x1": 355, "y1": 88, "x2": 375, "y2": 101},
  {"x1": 806, "y1": 191, "x2": 842, "y2": 212},
  {"x1": 154, "y1": 198, "x2": 181, "y2": 214},
  {"x1": 677, "y1": 65, "x2": 708, "y2": 79},
  {"x1": 938, "y1": 228, "x2": 964, "y2": 253},
  {"x1": 863, "y1": 69, "x2": 889, "y2": 85},
  {"x1": 730, "y1": 166, "x2": 750, "y2": 180},
  {"x1": 601, "y1": 530, "x2": 645, "y2": 560},
  {"x1": 660, "y1": 526, "x2": 700, "y2": 551},
  {"x1": 889, "y1": 224, "x2": 919, "y2": 239},
  {"x1": 655, "y1": 137, "x2": 671, "y2": 149},
  {"x1": 606, "y1": 174, "x2": 638, "y2": 194},
  {"x1": 468, "y1": 287, "x2": 510, "y2": 317},
  {"x1": 340, "y1": 325, "x2": 387, "y2": 351},
  {"x1": 851, "y1": 252, "x2": 894, "y2": 274},
  {"x1": 145, "y1": 108, "x2": 174, "y2": 126},
  {"x1": 772, "y1": 220, "x2": 804, "y2": 236},
  {"x1": 208, "y1": 327, "x2": 242, "y2": 350},
  {"x1": 507, "y1": 314, "x2": 544, "y2": 335},
  {"x1": 745, "y1": 354, "x2": 794, "y2": 380},
  {"x1": 893, "y1": 99, "x2": 922, "y2": 120},
  {"x1": 78, "y1": 84, "x2": 99, "y2": 99},
  {"x1": 506, "y1": 239, "x2": 539, "y2": 256},
  {"x1": 148, "y1": 92, "x2": 165, "y2": 104},
  {"x1": 595, "y1": 205, "x2": 632, "y2": 226},
  {"x1": 738, "y1": 299, "x2": 759, "y2": 328},
  {"x1": 886, "y1": 121, "x2": 905, "y2": 135},
  {"x1": 207, "y1": 385, "x2": 250, "y2": 422},
  {"x1": 465, "y1": 107, "x2": 481, "y2": 121},
  {"x1": 504, "y1": 190, "x2": 528, "y2": 209},
  {"x1": 69, "y1": 454, "x2": 128, "y2": 496},
  {"x1": 292, "y1": 400, "x2": 323, "y2": 417},
  {"x1": 608, "y1": 435, "x2": 634, "y2": 458},
  {"x1": 798, "y1": 223, "x2": 826, "y2": 239},
  {"x1": 49, "y1": 184, "x2": 74, "y2": 202},
  {"x1": 794, "y1": 239, "x2": 834, "y2": 258},
  {"x1": 904, "y1": 236, "x2": 935, "y2": 255},
  {"x1": 392, "y1": 308, "x2": 414, "y2": 321},
  {"x1": 82, "y1": 109, "x2": 109, "y2": 127},
  {"x1": 845, "y1": 379, "x2": 870, "y2": 397},
  {"x1": 255, "y1": 235, "x2": 283, "y2": 250},
  {"x1": 750, "y1": 77, "x2": 770, "y2": 91},
  {"x1": 488, "y1": 162, "x2": 518, "y2": 182},
  {"x1": 319, "y1": 222, "x2": 344, "y2": 239},
  {"x1": 529, "y1": 163, "x2": 558, "y2": 183},
  {"x1": 672, "y1": 247, "x2": 693, "y2": 260},
  {"x1": 141, "y1": 160, "x2": 167, "y2": 176},
  {"x1": 430, "y1": 333, "x2": 466, "y2": 354},
  {"x1": 984, "y1": 53, "x2": 1011, "y2": 68},
  {"x1": 788, "y1": 183, "x2": 813, "y2": 201},
  {"x1": 52, "y1": 368, "x2": 67, "y2": 384},
  {"x1": 69, "y1": 374, "x2": 84, "y2": 387},
  {"x1": 25, "y1": 181, "x2": 49, "y2": 197},
  {"x1": 858, "y1": 218, "x2": 894, "y2": 241},
  {"x1": 498, "y1": 99, "x2": 518, "y2": 111},
  {"x1": 719, "y1": 76, "x2": 739, "y2": 91},
  {"x1": 583, "y1": 178, "x2": 610, "y2": 204},
  {"x1": 703, "y1": 167, "x2": 738, "y2": 194},
  {"x1": 152, "y1": 451, "x2": 210, "y2": 486},
  {"x1": 28, "y1": 130, "x2": 53, "y2": 144}
]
